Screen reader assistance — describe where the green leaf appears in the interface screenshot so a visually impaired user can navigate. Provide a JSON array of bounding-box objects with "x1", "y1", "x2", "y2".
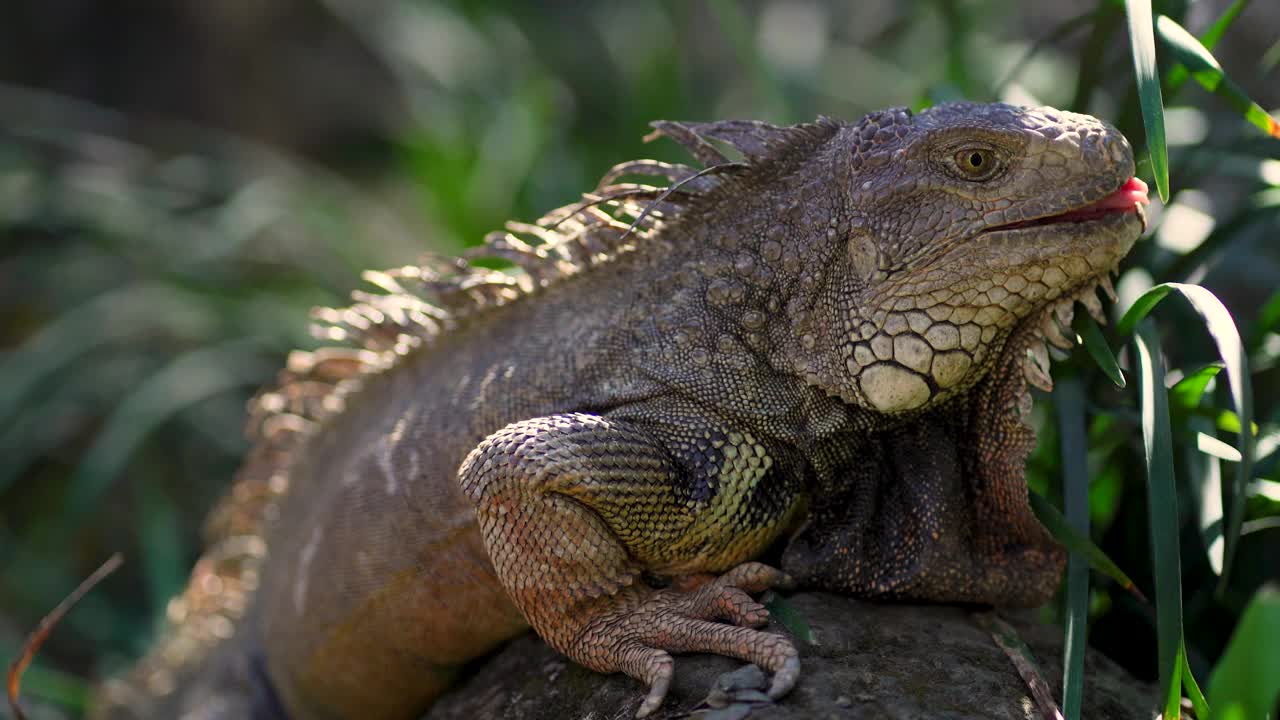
[
  {"x1": 1123, "y1": 0, "x2": 1170, "y2": 202},
  {"x1": 1208, "y1": 586, "x2": 1280, "y2": 720},
  {"x1": 1180, "y1": 639, "x2": 1210, "y2": 720},
  {"x1": 1115, "y1": 282, "x2": 1254, "y2": 594},
  {"x1": 1197, "y1": 431, "x2": 1243, "y2": 462},
  {"x1": 1186, "y1": 417, "x2": 1227, "y2": 580},
  {"x1": 1156, "y1": 15, "x2": 1280, "y2": 139},
  {"x1": 1030, "y1": 492, "x2": 1144, "y2": 601},
  {"x1": 1132, "y1": 320, "x2": 1185, "y2": 719},
  {"x1": 763, "y1": 594, "x2": 816, "y2": 645},
  {"x1": 1076, "y1": 315, "x2": 1126, "y2": 387},
  {"x1": 1198, "y1": 408, "x2": 1260, "y2": 437},
  {"x1": 1164, "y1": 0, "x2": 1248, "y2": 92},
  {"x1": 1053, "y1": 378, "x2": 1091, "y2": 720},
  {"x1": 1170, "y1": 363, "x2": 1222, "y2": 409}
]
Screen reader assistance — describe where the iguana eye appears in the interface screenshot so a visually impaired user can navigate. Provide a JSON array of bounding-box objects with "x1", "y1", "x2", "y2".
[{"x1": 952, "y1": 147, "x2": 1000, "y2": 181}]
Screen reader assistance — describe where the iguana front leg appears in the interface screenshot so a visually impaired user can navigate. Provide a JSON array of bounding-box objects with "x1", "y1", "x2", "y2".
[{"x1": 459, "y1": 413, "x2": 800, "y2": 717}]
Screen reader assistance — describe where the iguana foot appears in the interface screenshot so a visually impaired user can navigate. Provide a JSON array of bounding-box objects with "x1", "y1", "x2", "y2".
[
  {"x1": 461, "y1": 415, "x2": 803, "y2": 718},
  {"x1": 578, "y1": 562, "x2": 799, "y2": 718}
]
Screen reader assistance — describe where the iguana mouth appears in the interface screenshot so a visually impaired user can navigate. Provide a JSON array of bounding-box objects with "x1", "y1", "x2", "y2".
[
  {"x1": 990, "y1": 177, "x2": 1150, "y2": 233},
  {"x1": 992, "y1": 177, "x2": 1149, "y2": 393}
]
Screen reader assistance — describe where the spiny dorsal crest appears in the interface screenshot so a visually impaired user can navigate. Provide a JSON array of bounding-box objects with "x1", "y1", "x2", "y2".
[{"x1": 310, "y1": 116, "x2": 842, "y2": 365}]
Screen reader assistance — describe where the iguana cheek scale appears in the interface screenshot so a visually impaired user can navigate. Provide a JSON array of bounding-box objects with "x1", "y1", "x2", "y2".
[{"x1": 92, "y1": 103, "x2": 1146, "y2": 720}]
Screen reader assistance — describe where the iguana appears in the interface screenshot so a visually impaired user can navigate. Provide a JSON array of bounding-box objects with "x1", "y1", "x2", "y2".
[{"x1": 91, "y1": 102, "x2": 1148, "y2": 720}]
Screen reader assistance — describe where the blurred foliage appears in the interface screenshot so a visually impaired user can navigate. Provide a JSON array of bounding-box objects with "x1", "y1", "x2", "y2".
[{"x1": 1, "y1": 0, "x2": 1278, "y2": 717}]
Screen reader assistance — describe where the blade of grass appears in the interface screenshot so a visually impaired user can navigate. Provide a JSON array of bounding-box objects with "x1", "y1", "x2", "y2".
[
  {"x1": 1156, "y1": 15, "x2": 1280, "y2": 138},
  {"x1": 1030, "y1": 492, "x2": 1145, "y2": 600},
  {"x1": 1132, "y1": 319, "x2": 1185, "y2": 720},
  {"x1": 975, "y1": 613, "x2": 1064, "y2": 720},
  {"x1": 1076, "y1": 315, "x2": 1126, "y2": 387},
  {"x1": 1180, "y1": 639, "x2": 1210, "y2": 720},
  {"x1": 1123, "y1": 0, "x2": 1170, "y2": 202},
  {"x1": 1207, "y1": 586, "x2": 1280, "y2": 720},
  {"x1": 1187, "y1": 417, "x2": 1226, "y2": 576},
  {"x1": 1197, "y1": 431, "x2": 1243, "y2": 462},
  {"x1": 1164, "y1": 0, "x2": 1248, "y2": 92},
  {"x1": 1116, "y1": 282, "x2": 1254, "y2": 595},
  {"x1": 1170, "y1": 363, "x2": 1222, "y2": 408},
  {"x1": 1053, "y1": 377, "x2": 1090, "y2": 720}
]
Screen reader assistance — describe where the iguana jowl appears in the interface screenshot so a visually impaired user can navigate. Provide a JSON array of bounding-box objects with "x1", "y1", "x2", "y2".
[{"x1": 93, "y1": 102, "x2": 1148, "y2": 719}]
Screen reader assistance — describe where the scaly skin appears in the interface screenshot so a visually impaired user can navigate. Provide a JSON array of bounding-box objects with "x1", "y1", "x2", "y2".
[{"x1": 93, "y1": 103, "x2": 1145, "y2": 720}]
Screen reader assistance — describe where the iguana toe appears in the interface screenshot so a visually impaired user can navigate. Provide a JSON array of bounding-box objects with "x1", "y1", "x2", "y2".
[
  {"x1": 768, "y1": 655, "x2": 801, "y2": 699},
  {"x1": 584, "y1": 562, "x2": 800, "y2": 717}
]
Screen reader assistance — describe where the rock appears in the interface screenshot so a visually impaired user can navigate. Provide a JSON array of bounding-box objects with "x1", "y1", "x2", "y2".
[{"x1": 424, "y1": 593, "x2": 1156, "y2": 720}]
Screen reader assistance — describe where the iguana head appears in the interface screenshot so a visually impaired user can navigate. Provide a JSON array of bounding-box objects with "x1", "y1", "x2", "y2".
[{"x1": 789, "y1": 102, "x2": 1147, "y2": 414}]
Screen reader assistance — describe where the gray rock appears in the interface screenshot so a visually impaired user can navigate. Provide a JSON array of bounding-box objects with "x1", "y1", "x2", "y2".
[{"x1": 425, "y1": 593, "x2": 1155, "y2": 720}]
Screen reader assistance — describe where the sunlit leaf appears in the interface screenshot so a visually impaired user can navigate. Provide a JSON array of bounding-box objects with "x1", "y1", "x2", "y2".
[
  {"x1": 1156, "y1": 15, "x2": 1280, "y2": 138},
  {"x1": 1123, "y1": 0, "x2": 1170, "y2": 201},
  {"x1": 1170, "y1": 363, "x2": 1222, "y2": 409},
  {"x1": 1115, "y1": 282, "x2": 1254, "y2": 594},
  {"x1": 1197, "y1": 431, "x2": 1243, "y2": 462},
  {"x1": 1165, "y1": 0, "x2": 1248, "y2": 92},
  {"x1": 1132, "y1": 320, "x2": 1185, "y2": 719},
  {"x1": 1187, "y1": 417, "x2": 1226, "y2": 576},
  {"x1": 1076, "y1": 315, "x2": 1125, "y2": 387},
  {"x1": 1208, "y1": 586, "x2": 1280, "y2": 720},
  {"x1": 1180, "y1": 640, "x2": 1209, "y2": 720}
]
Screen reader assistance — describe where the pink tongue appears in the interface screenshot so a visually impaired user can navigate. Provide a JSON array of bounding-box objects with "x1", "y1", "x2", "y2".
[{"x1": 1090, "y1": 177, "x2": 1150, "y2": 211}]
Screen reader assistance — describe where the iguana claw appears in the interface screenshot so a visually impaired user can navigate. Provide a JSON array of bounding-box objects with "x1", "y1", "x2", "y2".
[{"x1": 621, "y1": 562, "x2": 800, "y2": 718}]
